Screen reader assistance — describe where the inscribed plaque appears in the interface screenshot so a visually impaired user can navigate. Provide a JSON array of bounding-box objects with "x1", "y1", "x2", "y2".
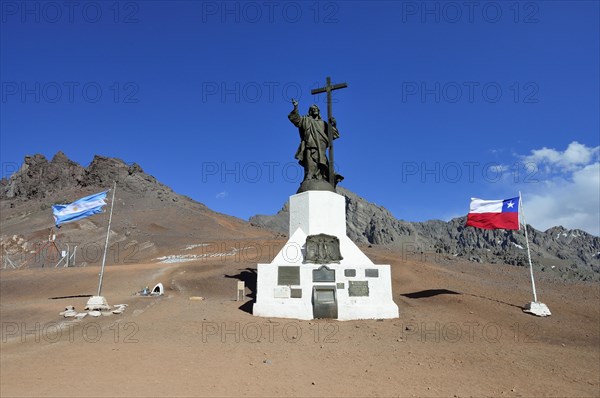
[
  {"x1": 348, "y1": 281, "x2": 369, "y2": 297},
  {"x1": 278, "y1": 266, "x2": 300, "y2": 285},
  {"x1": 313, "y1": 265, "x2": 335, "y2": 282},
  {"x1": 365, "y1": 269, "x2": 379, "y2": 278}
]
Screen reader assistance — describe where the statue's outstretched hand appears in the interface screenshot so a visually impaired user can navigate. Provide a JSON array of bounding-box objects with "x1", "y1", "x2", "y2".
[
  {"x1": 292, "y1": 98, "x2": 298, "y2": 107},
  {"x1": 330, "y1": 117, "x2": 337, "y2": 127}
]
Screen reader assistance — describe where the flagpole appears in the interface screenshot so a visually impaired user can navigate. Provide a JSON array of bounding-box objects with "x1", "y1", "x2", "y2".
[
  {"x1": 97, "y1": 181, "x2": 116, "y2": 296},
  {"x1": 519, "y1": 191, "x2": 538, "y2": 302}
]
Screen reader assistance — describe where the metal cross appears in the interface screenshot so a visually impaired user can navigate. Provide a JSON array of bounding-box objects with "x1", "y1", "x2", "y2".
[{"x1": 311, "y1": 76, "x2": 348, "y2": 186}]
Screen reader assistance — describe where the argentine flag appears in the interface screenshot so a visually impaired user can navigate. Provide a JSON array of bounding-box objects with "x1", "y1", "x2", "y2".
[{"x1": 52, "y1": 191, "x2": 108, "y2": 227}]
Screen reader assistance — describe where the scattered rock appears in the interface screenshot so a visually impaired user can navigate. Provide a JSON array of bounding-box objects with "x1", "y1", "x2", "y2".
[{"x1": 62, "y1": 310, "x2": 77, "y2": 318}]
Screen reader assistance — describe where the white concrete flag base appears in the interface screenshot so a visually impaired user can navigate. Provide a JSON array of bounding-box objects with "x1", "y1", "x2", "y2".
[
  {"x1": 523, "y1": 301, "x2": 551, "y2": 317},
  {"x1": 254, "y1": 190, "x2": 399, "y2": 321},
  {"x1": 85, "y1": 296, "x2": 111, "y2": 311}
]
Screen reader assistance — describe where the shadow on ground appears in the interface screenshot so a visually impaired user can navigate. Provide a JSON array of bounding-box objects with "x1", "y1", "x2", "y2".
[
  {"x1": 402, "y1": 289, "x2": 523, "y2": 309},
  {"x1": 401, "y1": 289, "x2": 460, "y2": 299},
  {"x1": 225, "y1": 268, "x2": 257, "y2": 314}
]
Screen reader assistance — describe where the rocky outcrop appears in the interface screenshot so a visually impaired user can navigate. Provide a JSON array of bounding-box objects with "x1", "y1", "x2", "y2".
[
  {"x1": 249, "y1": 202, "x2": 290, "y2": 236},
  {"x1": 0, "y1": 152, "x2": 85, "y2": 200},
  {"x1": 0, "y1": 152, "x2": 189, "y2": 206},
  {"x1": 0, "y1": 152, "x2": 269, "y2": 267}
]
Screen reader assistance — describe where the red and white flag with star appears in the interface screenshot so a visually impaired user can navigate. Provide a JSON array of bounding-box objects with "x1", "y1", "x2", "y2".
[{"x1": 466, "y1": 197, "x2": 520, "y2": 230}]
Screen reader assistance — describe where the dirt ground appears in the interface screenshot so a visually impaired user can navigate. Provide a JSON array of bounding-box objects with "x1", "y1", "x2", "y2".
[{"x1": 1, "y1": 243, "x2": 599, "y2": 397}]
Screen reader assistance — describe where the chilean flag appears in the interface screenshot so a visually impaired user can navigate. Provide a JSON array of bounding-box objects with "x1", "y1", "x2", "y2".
[{"x1": 466, "y1": 197, "x2": 520, "y2": 230}]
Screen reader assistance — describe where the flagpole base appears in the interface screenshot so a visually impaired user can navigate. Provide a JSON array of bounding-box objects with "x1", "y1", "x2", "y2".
[
  {"x1": 523, "y1": 301, "x2": 551, "y2": 317},
  {"x1": 85, "y1": 296, "x2": 111, "y2": 311}
]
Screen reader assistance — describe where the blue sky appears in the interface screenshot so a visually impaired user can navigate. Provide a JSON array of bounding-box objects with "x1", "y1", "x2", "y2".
[{"x1": 1, "y1": 1, "x2": 599, "y2": 235}]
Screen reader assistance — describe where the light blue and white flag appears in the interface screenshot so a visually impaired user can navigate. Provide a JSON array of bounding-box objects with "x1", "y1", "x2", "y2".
[{"x1": 52, "y1": 191, "x2": 107, "y2": 227}]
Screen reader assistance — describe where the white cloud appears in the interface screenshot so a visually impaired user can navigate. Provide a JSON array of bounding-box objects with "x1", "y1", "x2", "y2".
[
  {"x1": 518, "y1": 142, "x2": 599, "y2": 236},
  {"x1": 215, "y1": 191, "x2": 228, "y2": 199},
  {"x1": 487, "y1": 164, "x2": 509, "y2": 174},
  {"x1": 522, "y1": 141, "x2": 599, "y2": 173}
]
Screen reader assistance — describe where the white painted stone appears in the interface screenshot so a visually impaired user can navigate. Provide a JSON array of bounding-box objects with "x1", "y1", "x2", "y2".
[
  {"x1": 85, "y1": 296, "x2": 110, "y2": 311},
  {"x1": 254, "y1": 190, "x2": 399, "y2": 321},
  {"x1": 273, "y1": 286, "x2": 291, "y2": 298},
  {"x1": 152, "y1": 283, "x2": 164, "y2": 295},
  {"x1": 289, "y1": 191, "x2": 347, "y2": 237},
  {"x1": 523, "y1": 301, "x2": 551, "y2": 317}
]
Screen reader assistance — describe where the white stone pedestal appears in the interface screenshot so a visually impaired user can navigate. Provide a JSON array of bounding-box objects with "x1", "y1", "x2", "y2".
[
  {"x1": 253, "y1": 191, "x2": 399, "y2": 321},
  {"x1": 85, "y1": 296, "x2": 110, "y2": 311}
]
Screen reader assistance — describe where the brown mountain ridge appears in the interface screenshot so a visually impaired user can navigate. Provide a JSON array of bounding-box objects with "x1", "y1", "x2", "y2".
[
  {"x1": 1, "y1": 152, "x2": 598, "y2": 282},
  {"x1": 0, "y1": 152, "x2": 275, "y2": 268}
]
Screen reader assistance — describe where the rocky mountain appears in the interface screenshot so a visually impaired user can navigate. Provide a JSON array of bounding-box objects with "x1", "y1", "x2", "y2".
[
  {"x1": 250, "y1": 187, "x2": 600, "y2": 281},
  {"x1": 2, "y1": 152, "x2": 598, "y2": 281},
  {"x1": 0, "y1": 152, "x2": 274, "y2": 268}
]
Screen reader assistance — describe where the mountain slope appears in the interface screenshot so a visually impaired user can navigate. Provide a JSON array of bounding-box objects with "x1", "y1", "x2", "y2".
[
  {"x1": 250, "y1": 187, "x2": 600, "y2": 281},
  {"x1": 0, "y1": 152, "x2": 274, "y2": 267}
]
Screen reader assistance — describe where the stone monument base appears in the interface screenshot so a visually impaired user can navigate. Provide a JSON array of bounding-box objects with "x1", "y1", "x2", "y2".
[
  {"x1": 85, "y1": 296, "x2": 110, "y2": 311},
  {"x1": 296, "y1": 179, "x2": 335, "y2": 194},
  {"x1": 253, "y1": 190, "x2": 399, "y2": 321},
  {"x1": 523, "y1": 301, "x2": 551, "y2": 317}
]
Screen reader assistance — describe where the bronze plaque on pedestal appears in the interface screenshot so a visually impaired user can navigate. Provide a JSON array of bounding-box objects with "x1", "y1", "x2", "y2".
[
  {"x1": 304, "y1": 234, "x2": 343, "y2": 264},
  {"x1": 313, "y1": 265, "x2": 335, "y2": 282},
  {"x1": 365, "y1": 269, "x2": 379, "y2": 278},
  {"x1": 348, "y1": 281, "x2": 369, "y2": 297},
  {"x1": 278, "y1": 266, "x2": 300, "y2": 285}
]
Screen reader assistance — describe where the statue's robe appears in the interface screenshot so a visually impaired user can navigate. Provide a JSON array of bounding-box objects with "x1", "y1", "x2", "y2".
[{"x1": 288, "y1": 109, "x2": 339, "y2": 178}]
